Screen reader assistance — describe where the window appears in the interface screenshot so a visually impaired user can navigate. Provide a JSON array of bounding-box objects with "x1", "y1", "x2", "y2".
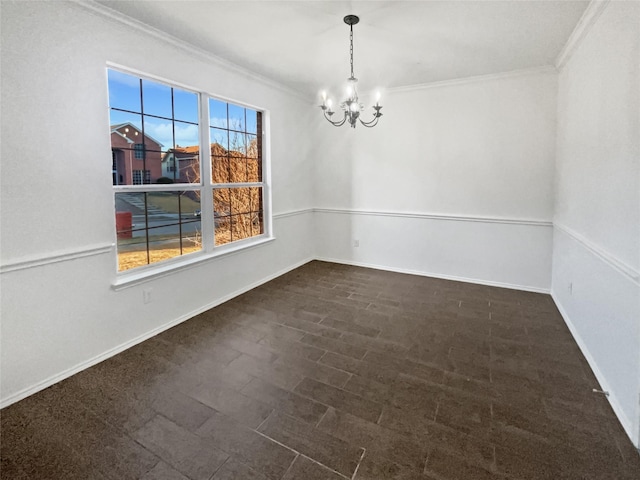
[
  {"x1": 108, "y1": 68, "x2": 268, "y2": 273},
  {"x1": 134, "y1": 143, "x2": 145, "y2": 159},
  {"x1": 209, "y1": 98, "x2": 264, "y2": 246},
  {"x1": 132, "y1": 170, "x2": 151, "y2": 185}
]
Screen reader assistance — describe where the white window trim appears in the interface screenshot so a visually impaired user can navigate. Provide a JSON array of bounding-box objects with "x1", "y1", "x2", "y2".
[
  {"x1": 112, "y1": 235, "x2": 276, "y2": 290},
  {"x1": 108, "y1": 65, "x2": 273, "y2": 287}
]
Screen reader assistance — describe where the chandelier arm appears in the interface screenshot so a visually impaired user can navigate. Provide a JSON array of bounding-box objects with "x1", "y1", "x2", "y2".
[
  {"x1": 323, "y1": 110, "x2": 348, "y2": 127},
  {"x1": 358, "y1": 116, "x2": 380, "y2": 128}
]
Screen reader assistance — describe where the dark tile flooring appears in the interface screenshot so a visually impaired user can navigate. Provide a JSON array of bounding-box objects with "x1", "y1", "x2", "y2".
[{"x1": 2, "y1": 261, "x2": 639, "y2": 479}]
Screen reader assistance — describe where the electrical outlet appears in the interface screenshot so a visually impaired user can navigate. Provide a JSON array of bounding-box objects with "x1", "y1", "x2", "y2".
[
  {"x1": 143, "y1": 288, "x2": 153, "y2": 304},
  {"x1": 353, "y1": 239, "x2": 359, "y2": 247}
]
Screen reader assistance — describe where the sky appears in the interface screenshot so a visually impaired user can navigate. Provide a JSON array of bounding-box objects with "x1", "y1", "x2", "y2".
[{"x1": 108, "y1": 69, "x2": 257, "y2": 151}]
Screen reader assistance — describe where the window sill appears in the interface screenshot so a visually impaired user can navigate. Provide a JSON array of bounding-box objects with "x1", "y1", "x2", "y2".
[{"x1": 112, "y1": 235, "x2": 275, "y2": 291}]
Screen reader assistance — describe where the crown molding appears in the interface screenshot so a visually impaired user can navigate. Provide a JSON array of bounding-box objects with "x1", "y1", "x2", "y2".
[
  {"x1": 386, "y1": 65, "x2": 557, "y2": 95},
  {"x1": 71, "y1": 0, "x2": 308, "y2": 102},
  {"x1": 555, "y1": 0, "x2": 611, "y2": 70}
]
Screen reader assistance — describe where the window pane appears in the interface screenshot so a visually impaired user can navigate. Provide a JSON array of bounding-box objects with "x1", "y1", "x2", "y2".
[
  {"x1": 246, "y1": 109, "x2": 258, "y2": 134},
  {"x1": 209, "y1": 99, "x2": 261, "y2": 186},
  {"x1": 228, "y1": 104, "x2": 245, "y2": 132},
  {"x1": 228, "y1": 130, "x2": 245, "y2": 153},
  {"x1": 116, "y1": 192, "x2": 148, "y2": 270},
  {"x1": 246, "y1": 158, "x2": 261, "y2": 183},
  {"x1": 252, "y1": 210, "x2": 264, "y2": 237},
  {"x1": 142, "y1": 115, "x2": 170, "y2": 151},
  {"x1": 212, "y1": 155, "x2": 230, "y2": 184},
  {"x1": 211, "y1": 139, "x2": 261, "y2": 184},
  {"x1": 209, "y1": 99, "x2": 227, "y2": 128},
  {"x1": 173, "y1": 89, "x2": 198, "y2": 124},
  {"x1": 162, "y1": 151, "x2": 200, "y2": 184},
  {"x1": 236, "y1": 133, "x2": 249, "y2": 156},
  {"x1": 110, "y1": 110, "x2": 142, "y2": 132},
  {"x1": 246, "y1": 134, "x2": 258, "y2": 158},
  {"x1": 229, "y1": 156, "x2": 247, "y2": 183},
  {"x1": 210, "y1": 127, "x2": 228, "y2": 150},
  {"x1": 174, "y1": 120, "x2": 199, "y2": 150},
  {"x1": 142, "y1": 79, "x2": 173, "y2": 119},
  {"x1": 146, "y1": 192, "x2": 202, "y2": 264},
  {"x1": 213, "y1": 188, "x2": 231, "y2": 217},
  {"x1": 108, "y1": 70, "x2": 141, "y2": 112},
  {"x1": 248, "y1": 187, "x2": 263, "y2": 220},
  {"x1": 213, "y1": 187, "x2": 263, "y2": 246},
  {"x1": 213, "y1": 188, "x2": 231, "y2": 246},
  {"x1": 115, "y1": 192, "x2": 201, "y2": 271}
]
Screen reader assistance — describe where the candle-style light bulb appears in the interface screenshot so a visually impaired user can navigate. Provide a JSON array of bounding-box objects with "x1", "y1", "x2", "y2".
[
  {"x1": 375, "y1": 91, "x2": 381, "y2": 106},
  {"x1": 321, "y1": 91, "x2": 327, "y2": 106},
  {"x1": 327, "y1": 99, "x2": 333, "y2": 111}
]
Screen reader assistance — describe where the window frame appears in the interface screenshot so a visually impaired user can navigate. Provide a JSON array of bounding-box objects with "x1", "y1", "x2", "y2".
[{"x1": 108, "y1": 65, "x2": 273, "y2": 288}]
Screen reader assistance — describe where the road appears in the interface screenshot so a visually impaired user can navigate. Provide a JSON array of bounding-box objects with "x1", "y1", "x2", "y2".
[
  {"x1": 129, "y1": 214, "x2": 201, "y2": 238},
  {"x1": 117, "y1": 213, "x2": 202, "y2": 253}
]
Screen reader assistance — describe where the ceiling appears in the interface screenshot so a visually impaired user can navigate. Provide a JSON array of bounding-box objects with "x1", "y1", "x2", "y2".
[{"x1": 96, "y1": 1, "x2": 589, "y2": 98}]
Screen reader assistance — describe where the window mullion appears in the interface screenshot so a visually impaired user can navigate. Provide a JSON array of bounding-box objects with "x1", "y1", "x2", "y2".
[{"x1": 199, "y1": 94, "x2": 214, "y2": 253}]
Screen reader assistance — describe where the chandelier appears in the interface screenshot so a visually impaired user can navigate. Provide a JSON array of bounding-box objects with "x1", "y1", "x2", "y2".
[{"x1": 320, "y1": 15, "x2": 383, "y2": 128}]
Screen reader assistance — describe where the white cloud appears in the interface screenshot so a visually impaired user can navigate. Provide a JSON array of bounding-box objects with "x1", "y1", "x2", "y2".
[
  {"x1": 210, "y1": 117, "x2": 227, "y2": 128},
  {"x1": 144, "y1": 122, "x2": 199, "y2": 149}
]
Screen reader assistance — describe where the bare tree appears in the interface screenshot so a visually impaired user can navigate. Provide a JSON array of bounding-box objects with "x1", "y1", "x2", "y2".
[{"x1": 185, "y1": 120, "x2": 262, "y2": 245}]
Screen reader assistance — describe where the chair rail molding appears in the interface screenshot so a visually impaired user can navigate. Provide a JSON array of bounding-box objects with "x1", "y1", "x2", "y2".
[
  {"x1": 1, "y1": 243, "x2": 115, "y2": 274},
  {"x1": 314, "y1": 207, "x2": 552, "y2": 227},
  {"x1": 554, "y1": 222, "x2": 640, "y2": 285}
]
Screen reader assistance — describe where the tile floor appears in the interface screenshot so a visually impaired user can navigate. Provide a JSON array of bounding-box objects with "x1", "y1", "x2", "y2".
[{"x1": 2, "y1": 261, "x2": 639, "y2": 479}]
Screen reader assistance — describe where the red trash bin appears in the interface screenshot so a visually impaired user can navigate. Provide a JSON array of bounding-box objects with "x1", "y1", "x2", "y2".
[{"x1": 116, "y1": 211, "x2": 133, "y2": 239}]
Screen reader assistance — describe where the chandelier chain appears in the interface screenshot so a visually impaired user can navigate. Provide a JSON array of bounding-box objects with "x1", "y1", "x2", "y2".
[{"x1": 349, "y1": 25, "x2": 354, "y2": 79}]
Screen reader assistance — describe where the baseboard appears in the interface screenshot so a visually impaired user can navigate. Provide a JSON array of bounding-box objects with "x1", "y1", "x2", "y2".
[
  {"x1": 550, "y1": 291, "x2": 638, "y2": 448},
  {"x1": 0, "y1": 256, "x2": 315, "y2": 409},
  {"x1": 315, "y1": 256, "x2": 550, "y2": 294}
]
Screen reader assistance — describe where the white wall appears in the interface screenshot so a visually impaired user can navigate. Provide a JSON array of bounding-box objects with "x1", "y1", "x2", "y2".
[
  {"x1": 315, "y1": 70, "x2": 558, "y2": 291},
  {"x1": 0, "y1": 1, "x2": 315, "y2": 405},
  {"x1": 552, "y1": 1, "x2": 640, "y2": 447}
]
